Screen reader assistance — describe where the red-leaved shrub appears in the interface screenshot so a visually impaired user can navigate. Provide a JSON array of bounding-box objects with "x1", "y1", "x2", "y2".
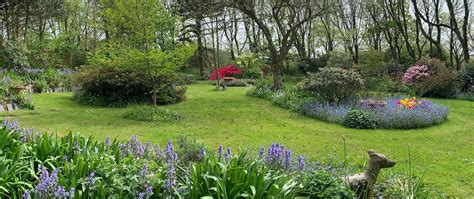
[{"x1": 209, "y1": 64, "x2": 242, "y2": 80}]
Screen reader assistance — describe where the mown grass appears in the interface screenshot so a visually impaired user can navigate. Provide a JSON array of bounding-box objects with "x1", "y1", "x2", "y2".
[{"x1": 1, "y1": 82, "x2": 473, "y2": 196}]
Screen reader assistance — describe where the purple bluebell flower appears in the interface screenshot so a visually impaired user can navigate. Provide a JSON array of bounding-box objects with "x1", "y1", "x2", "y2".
[
  {"x1": 164, "y1": 140, "x2": 178, "y2": 193},
  {"x1": 128, "y1": 135, "x2": 145, "y2": 158},
  {"x1": 259, "y1": 147, "x2": 265, "y2": 158},
  {"x1": 140, "y1": 163, "x2": 148, "y2": 178},
  {"x1": 298, "y1": 155, "x2": 305, "y2": 170},
  {"x1": 152, "y1": 144, "x2": 163, "y2": 160},
  {"x1": 266, "y1": 143, "x2": 284, "y2": 165},
  {"x1": 119, "y1": 144, "x2": 128, "y2": 156},
  {"x1": 164, "y1": 164, "x2": 176, "y2": 189},
  {"x1": 217, "y1": 145, "x2": 223, "y2": 157},
  {"x1": 146, "y1": 186, "x2": 153, "y2": 197},
  {"x1": 284, "y1": 150, "x2": 292, "y2": 169},
  {"x1": 3, "y1": 119, "x2": 20, "y2": 131},
  {"x1": 34, "y1": 167, "x2": 71, "y2": 198},
  {"x1": 138, "y1": 192, "x2": 145, "y2": 199},
  {"x1": 198, "y1": 147, "x2": 206, "y2": 160},
  {"x1": 23, "y1": 190, "x2": 30, "y2": 199},
  {"x1": 105, "y1": 137, "x2": 111, "y2": 146},
  {"x1": 20, "y1": 128, "x2": 33, "y2": 143},
  {"x1": 224, "y1": 147, "x2": 232, "y2": 161},
  {"x1": 68, "y1": 188, "x2": 74, "y2": 197},
  {"x1": 87, "y1": 172, "x2": 94, "y2": 186},
  {"x1": 63, "y1": 155, "x2": 68, "y2": 161},
  {"x1": 164, "y1": 140, "x2": 177, "y2": 163},
  {"x1": 73, "y1": 141, "x2": 80, "y2": 153},
  {"x1": 54, "y1": 186, "x2": 66, "y2": 198}
]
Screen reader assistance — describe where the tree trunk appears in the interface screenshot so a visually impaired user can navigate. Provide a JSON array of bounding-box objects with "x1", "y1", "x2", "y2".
[
  {"x1": 152, "y1": 85, "x2": 157, "y2": 106},
  {"x1": 195, "y1": 16, "x2": 205, "y2": 77},
  {"x1": 271, "y1": 56, "x2": 284, "y2": 90}
]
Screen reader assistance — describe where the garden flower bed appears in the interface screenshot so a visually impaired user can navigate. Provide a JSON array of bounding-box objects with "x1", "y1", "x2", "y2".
[
  {"x1": 303, "y1": 97, "x2": 449, "y2": 129},
  {"x1": 0, "y1": 120, "x2": 355, "y2": 198},
  {"x1": 247, "y1": 79, "x2": 449, "y2": 129}
]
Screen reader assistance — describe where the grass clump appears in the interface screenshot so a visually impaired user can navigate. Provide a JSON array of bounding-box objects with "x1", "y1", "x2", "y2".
[{"x1": 123, "y1": 105, "x2": 181, "y2": 123}]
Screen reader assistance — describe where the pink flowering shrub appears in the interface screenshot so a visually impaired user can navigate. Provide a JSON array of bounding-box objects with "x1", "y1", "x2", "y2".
[{"x1": 402, "y1": 64, "x2": 430, "y2": 84}]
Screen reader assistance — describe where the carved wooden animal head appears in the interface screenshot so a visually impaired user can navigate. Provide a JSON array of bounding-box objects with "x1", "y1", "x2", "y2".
[{"x1": 368, "y1": 150, "x2": 396, "y2": 168}]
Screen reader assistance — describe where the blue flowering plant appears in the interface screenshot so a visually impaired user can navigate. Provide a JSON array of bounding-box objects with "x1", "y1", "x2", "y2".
[
  {"x1": 303, "y1": 97, "x2": 448, "y2": 129},
  {"x1": 0, "y1": 120, "x2": 354, "y2": 198}
]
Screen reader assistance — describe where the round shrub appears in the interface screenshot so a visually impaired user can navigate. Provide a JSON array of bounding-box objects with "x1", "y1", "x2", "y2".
[
  {"x1": 414, "y1": 68, "x2": 459, "y2": 98},
  {"x1": 271, "y1": 87, "x2": 313, "y2": 112},
  {"x1": 343, "y1": 109, "x2": 379, "y2": 129},
  {"x1": 71, "y1": 65, "x2": 185, "y2": 107},
  {"x1": 459, "y1": 62, "x2": 474, "y2": 91},
  {"x1": 402, "y1": 64, "x2": 430, "y2": 84},
  {"x1": 123, "y1": 105, "x2": 181, "y2": 123},
  {"x1": 298, "y1": 55, "x2": 328, "y2": 74},
  {"x1": 301, "y1": 67, "x2": 364, "y2": 103},
  {"x1": 246, "y1": 77, "x2": 273, "y2": 99},
  {"x1": 403, "y1": 58, "x2": 459, "y2": 98},
  {"x1": 236, "y1": 53, "x2": 267, "y2": 79},
  {"x1": 414, "y1": 57, "x2": 446, "y2": 74}
]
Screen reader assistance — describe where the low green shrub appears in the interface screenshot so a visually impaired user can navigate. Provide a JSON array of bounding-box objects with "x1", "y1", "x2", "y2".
[
  {"x1": 11, "y1": 93, "x2": 35, "y2": 110},
  {"x1": 271, "y1": 87, "x2": 314, "y2": 112},
  {"x1": 297, "y1": 55, "x2": 328, "y2": 74},
  {"x1": 413, "y1": 68, "x2": 460, "y2": 98},
  {"x1": 236, "y1": 52, "x2": 267, "y2": 79},
  {"x1": 34, "y1": 79, "x2": 48, "y2": 93},
  {"x1": 72, "y1": 65, "x2": 185, "y2": 107},
  {"x1": 42, "y1": 67, "x2": 62, "y2": 88},
  {"x1": 1, "y1": 76, "x2": 35, "y2": 109},
  {"x1": 402, "y1": 58, "x2": 460, "y2": 98},
  {"x1": 123, "y1": 105, "x2": 182, "y2": 123},
  {"x1": 377, "y1": 173, "x2": 444, "y2": 198},
  {"x1": 176, "y1": 135, "x2": 205, "y2": 163},
  {"x1": 299, "y1": 170, "x2": 354, "y2": 198},
  {"x1": 457, "y1": 91, "x2": 474, "y2": 101},
  {"x1": 246, "y1": 77, "x2": 274, "y2": 99},
  {"x1": 242, "y1": 68, "x2": 262, "y2": 79},
  {"x1": 343, "y1": 109, "x2": 379, "y2": 129}
]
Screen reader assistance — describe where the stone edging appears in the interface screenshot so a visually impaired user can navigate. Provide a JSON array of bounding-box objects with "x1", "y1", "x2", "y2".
[{"x1": 0, "y1": 103, "x2": 20, "y2": 112}]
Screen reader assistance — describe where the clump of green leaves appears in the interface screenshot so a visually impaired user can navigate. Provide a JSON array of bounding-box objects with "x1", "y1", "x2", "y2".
[
  {"x1": 343, "y1": 109, "x2": 379, "y2": 129},
  {"x1": 123, "y1": 105, "x2": 182, "y2": 123},
  {"x1": 246, "y1": 77, "x2": 274, "y2": 99}
]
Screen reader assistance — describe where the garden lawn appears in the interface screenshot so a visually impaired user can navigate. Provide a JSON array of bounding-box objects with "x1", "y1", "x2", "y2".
[{"x1": 1, "y1": 82, "x2": 474, "y2": 196}]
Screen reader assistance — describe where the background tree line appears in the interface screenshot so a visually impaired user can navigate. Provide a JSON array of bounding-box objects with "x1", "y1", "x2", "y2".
[{"x1": 0, "y1": 0, "x2": 472, "y2": 89}]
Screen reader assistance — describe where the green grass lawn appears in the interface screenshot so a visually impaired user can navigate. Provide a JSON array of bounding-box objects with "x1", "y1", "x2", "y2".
[{"x1": 1, "y1": 82, "x2": 474, "y2": 196}]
